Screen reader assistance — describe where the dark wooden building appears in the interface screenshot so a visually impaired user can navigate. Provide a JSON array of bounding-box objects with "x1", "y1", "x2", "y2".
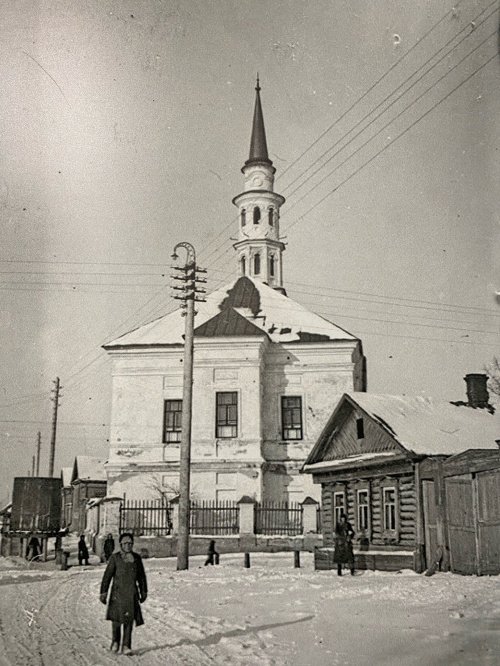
[
  {"x1": 303, "y1": 388, "x2": 500, "y2": 574},
  {"x1": 70, "y1": 456, "x2": 107, "y2": 534}
]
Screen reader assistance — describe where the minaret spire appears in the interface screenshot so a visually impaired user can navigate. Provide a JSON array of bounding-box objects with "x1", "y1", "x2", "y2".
[
  {"x1": 247, "y1": 75, "x2": 271, "y2": 166},
  {"x1": 232, "y1": 79, "x2": 286, "y2": 293}
]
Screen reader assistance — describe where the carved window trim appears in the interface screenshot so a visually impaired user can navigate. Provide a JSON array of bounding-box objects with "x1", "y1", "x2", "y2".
[{"x1": 380, "y1": 477, "x2": 400, "y2": 541}]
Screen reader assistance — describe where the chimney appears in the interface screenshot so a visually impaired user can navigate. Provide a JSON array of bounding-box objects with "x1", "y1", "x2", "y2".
[{"x1": 464, "y1": 373, "x2": 489, "y2": 409}]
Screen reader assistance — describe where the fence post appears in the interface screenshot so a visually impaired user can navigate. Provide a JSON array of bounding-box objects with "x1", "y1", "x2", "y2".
[
  {"x1": 170, "y1": 495, "x2": 180, "y2": 535},
  {"x1": 294, "y1": 550, "x2": 301, "y2": 568},
  {"x1": 237, "y1": 496, "x2": 255, "y2": 534},
  {"x1": 244, "y1": 552, "x2": 251, "y2": 568},
  {"x1": 301, "y1": 497, "x2": 320, "y2": 533}
]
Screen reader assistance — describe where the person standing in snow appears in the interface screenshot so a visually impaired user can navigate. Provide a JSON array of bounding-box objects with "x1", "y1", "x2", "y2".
[
  {"x1": 99, "y1": 532, "x2": 148, "y2": 655},
  {"x1": 334, "y1": 512, "x2": 355, "y2": 576},
  {"x1": 204, "y1": 540, "x2": 219, "y2": 566},
  {"x1": 103, "y1": 533, "x2": 115, "y2": 562},
  {"x1": 78, "y1": 535, "x2": 90, "y2": 566}
]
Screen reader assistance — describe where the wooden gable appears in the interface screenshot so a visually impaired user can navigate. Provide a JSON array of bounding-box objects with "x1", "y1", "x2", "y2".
[{"x1": 320, "y1": 397, "x2": 409, "y2": 462}]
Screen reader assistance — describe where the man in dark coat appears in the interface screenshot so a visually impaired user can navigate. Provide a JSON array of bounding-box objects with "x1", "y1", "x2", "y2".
[
  {"x1": 334, "y1": 512, "x2": 355, "y2": 576},
  {"x1": 103, "y1": 533, "x2": 115, "y2": 562},
  {"x1": 204, "y1": 540, "x2": 219, "y2": 566},
  {"x1": 26, "y1": 535, "x2": 41, "y2": 561},
  {"x1": 78, "y1": 535, "x2": 89, "y2": 566},
  {"x1": 100, "y1": 532, "x2": 147, "y2": 655}
]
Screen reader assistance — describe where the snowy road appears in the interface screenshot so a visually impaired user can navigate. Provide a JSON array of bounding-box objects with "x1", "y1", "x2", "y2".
[{"x1": 0, "y1": 553, "x2": 498, "y2": 665}]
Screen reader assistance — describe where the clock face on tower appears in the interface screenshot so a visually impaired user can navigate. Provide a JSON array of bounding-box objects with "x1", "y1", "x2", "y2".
[{"x1": 251, "y1": 174, "x2": 264, "y2": 187}]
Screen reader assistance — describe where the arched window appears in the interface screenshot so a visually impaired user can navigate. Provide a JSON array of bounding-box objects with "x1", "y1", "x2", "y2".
[
  {"x1": 240, "y1": 256, "x2": 246, "y2": 276},
  {"x1": 241, "y1": 209, "x2": 246, "y2": 226},
  {"x1": 269, "y1": 255, "x2": 275, "y2": 277},
  {"x1": 268, "y1": 207, "x2": 274, "y2": 226},
  {"x1": 253, "y1": 207, "x2": 261, "y2": 224},
  {"x1": 254, "y1": 253, "x2": 261, "y2": 275}
]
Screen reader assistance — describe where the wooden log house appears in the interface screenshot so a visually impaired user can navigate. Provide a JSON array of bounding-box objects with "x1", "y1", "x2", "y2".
[{"x1": 302, "y1": 388, "x2": 500, "y2": 574}]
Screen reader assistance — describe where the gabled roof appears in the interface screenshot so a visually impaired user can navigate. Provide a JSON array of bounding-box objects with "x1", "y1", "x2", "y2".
[
  {"x1": 305, "y1": 392, "x2": 500, "y2": 469},
  {"x1": 71, "y1": 456, "x2": 107, "y2": 483},
  {"x1": 61, "y1": 467, "x2": 73, "y2": 487},
  {"x1": 104, "y1": 276, "x2": 358, "y2": 349},
  {"x1": 194, "y1": 307, "x2": 268, "y2": 338}
]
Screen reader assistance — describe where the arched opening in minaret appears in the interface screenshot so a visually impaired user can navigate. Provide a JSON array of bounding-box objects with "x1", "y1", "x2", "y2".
[
  {"x1": 241, "y1": 209, "x2": 246, "y2": 226},
  {"x1": 253, "y1": 207, "x2": 261, "y2": 224},
  {"x1": 253, "y1": 253, "x2": 261, "y2": 275},
  {"x1": 268, "y1": 207, "x2": 274, "y2": 226},
  {"x1": 240, "y1": 255, "x2": 246, "y2": 276},
  {"x1": 269, "y1": 255, "x2": 275, "y2": 278}
]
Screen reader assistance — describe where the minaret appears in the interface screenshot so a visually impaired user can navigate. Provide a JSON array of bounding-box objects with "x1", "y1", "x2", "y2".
[{"x1": 232, "y1": 77, "x2": 286, "y2": 292}]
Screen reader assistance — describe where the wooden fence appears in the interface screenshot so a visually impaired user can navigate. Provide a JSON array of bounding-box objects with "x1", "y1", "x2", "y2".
[
  {"x1": 119, "y1": 499, "x2": 172, "y2": 536},
  {"x1": 190, "y1": 500, "x2": 239, "y2": 535},
  {"x1": 254, "y1": 502, "x2": 303, "y2": 536}
]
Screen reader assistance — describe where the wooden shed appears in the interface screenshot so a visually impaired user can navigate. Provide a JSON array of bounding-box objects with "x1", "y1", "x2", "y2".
[{"x1": 302, "y1": 392, "x2": 500, "y2": 574}]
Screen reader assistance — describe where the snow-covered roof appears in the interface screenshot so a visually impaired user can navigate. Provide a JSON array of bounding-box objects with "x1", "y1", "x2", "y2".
[
  {"x1": 61, "y1": 467, "x2": 72, "y2": 487},
  {"x1": 104, "y1": 276, "x2": 357, "y2": 348},
  {"x1": 305, "y1": 392, "x2": 500, "y2": 468},
  {"x1": 303, "y1": 451, "x2": 403, "y2": 472},
  {"x1": 71, "y1": 456, "x2": 107, "y2": 483}
]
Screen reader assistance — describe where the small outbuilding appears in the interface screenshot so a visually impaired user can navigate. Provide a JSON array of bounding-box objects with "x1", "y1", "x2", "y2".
[
  {"x1": 303, "y1": 377, "x2": 500, "y2": 574},
  {"x1": 70, "y1": 456, "x2": 107, "y2": 534}
]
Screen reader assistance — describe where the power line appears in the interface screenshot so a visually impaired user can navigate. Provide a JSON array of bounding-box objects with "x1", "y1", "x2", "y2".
[
  {"x1": 276, "y1": 0, "x2": 467, "y2": 185},
  {"x1": 282, "y1": 3, "x2": 498, "y2": 202},
  {"x1": 284, "y1": 48, "x2": 498, "y2": 231}
]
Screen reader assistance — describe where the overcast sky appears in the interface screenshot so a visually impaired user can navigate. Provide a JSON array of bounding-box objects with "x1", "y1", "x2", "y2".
[{"x1": 0, "y1": 0, "x2": 499, "y2": 501}]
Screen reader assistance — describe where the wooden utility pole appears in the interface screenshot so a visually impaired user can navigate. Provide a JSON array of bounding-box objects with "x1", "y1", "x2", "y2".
[
  {"x1": 36, "y1": 431, "x2": 41, "y2": 476},
  {"x1": 171, "y1": 242, "x2": 206, "y2": 570},
  {"x1": 31, "y1": 455, "x2": 35, "y2": 477},
  {"x1": 48, "y1": 377, "x2": 61, "y2": 477}
]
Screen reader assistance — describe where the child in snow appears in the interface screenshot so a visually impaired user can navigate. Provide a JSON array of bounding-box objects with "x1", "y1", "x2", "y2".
[{"x1": 204, "y1": 540, "x2": 219, "y2": 566}]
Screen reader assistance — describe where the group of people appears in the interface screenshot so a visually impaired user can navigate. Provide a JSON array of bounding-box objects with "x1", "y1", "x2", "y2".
[
  {"x1": 94, "y1": 514, "x2": 354, "y2": 655},
  {"x1": 77, "y1": 532, "x2": 115, "y2": 566}
]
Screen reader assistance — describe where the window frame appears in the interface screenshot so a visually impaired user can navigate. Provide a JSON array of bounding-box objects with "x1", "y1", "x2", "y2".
[
  {"x1": 332, "y1": 489, "x2": 346, "y2": 527},
  {"x1": 356, "y1": 417, "x2": 365, "y2": 439},
  {"x1": 253, "y1": 206, "x2": 261, "y2": 224},
  {"x1": 215, "y1": 391, "x2": 238, "y2": 439},
  {"x1": 355, "y1": 486, "x2": 371, "y2": 534},
  {"x1": 241, "y1": 208, "x2": 246, "y2": 226},
  {"x1": 163, "y1": 399, "x2": 182, "y2": 444},
  {"x1": 268, "y1": 207, "x2": 274, "y2": 226},
  {"x1": 380, "y1": 478, "x2": 400, "y2": 539},
  {"x1": 281, "y1": 395, "x2": 303, "y2": 440},
  {"x1": 253, "y1": 253, "x2": 261, "y2": 275}
]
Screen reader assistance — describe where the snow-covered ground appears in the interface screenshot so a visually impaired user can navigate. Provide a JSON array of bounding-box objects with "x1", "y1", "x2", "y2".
[{"x1": 0, "y1": 552, "x2": 498, "y2": 665}]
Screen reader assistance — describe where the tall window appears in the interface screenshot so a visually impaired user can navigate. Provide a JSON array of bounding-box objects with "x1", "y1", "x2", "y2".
[
  {"x1": 163, "y1": 400, "x2": 182, "y2": 443},
  {"x1": 253, "y1": 206, "x2": 261, "y2": 224},
  {"x1": 269, "y1": 255, "x2": 275, "y2": 277},
  {"x1": 356, "y1": 418, "x2": 365, "y2": 439},
  {"x1": 383, "y1": 487, "x2": 397, "y2": 531},
  {"x1": 241, "y1": 209, "x2": 246, "y2": 226},
  {"x1": 281, "y1": 396, "x2": 303, "y2": 440},
  {"x1": 216, "y1": 392, "x2": 238, "y2": 438},
  {"x1": 254, "y1": 253, "x2": 261, "y2": 275},
  {"x1": 240, "y1": 256, "x2": 246, "y2": 276},
  {"x1": 268, "y1": 207, "x2": 274, "y2": 226},
  {"x1": 357, "y1": 489, "x2": 370, "y2": 531},
  {"x1": 333, "y1": 491, "x2": 346, "y2": 526}
]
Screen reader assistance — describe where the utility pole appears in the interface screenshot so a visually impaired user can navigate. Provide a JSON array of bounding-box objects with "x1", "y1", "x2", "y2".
[
  {"x1": 171, "y1": 242, "x2": 206, "y2": 570},
  {"x1": 36, "y1": 431, "x2": 41, "y2": 476},
  {"x1": 48, "y1": 377, "x2": 61, "y2": 477},
  {"x1": 31, "y1": 455, "x2": 35, "y2": 477}
]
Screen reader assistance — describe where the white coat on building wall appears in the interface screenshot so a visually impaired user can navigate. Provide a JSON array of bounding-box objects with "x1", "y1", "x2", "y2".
[{"x1": 103, "y1": 79, "x2": 366, "y2": 503}]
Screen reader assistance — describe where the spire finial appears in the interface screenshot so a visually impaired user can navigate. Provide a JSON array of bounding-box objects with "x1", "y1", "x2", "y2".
[{"x1": 256, "y1": 73, "x2": 260, "y2": 92}]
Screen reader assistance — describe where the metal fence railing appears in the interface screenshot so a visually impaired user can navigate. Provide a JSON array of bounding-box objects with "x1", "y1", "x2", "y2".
[
  {"x1": 254, "y1": 501, "x2": 303, "y2": 536},
  {"x1": 119, "y1": 499, "x2": 172, "y2": 536},
  {"x1": 190, "y1": 500, "x2": 239, "y2": 535}
]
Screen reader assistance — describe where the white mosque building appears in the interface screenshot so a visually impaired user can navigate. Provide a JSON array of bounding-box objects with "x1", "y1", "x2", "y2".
[{"x1": 103, "y1": 80, "x2": 366, "y2": 503}]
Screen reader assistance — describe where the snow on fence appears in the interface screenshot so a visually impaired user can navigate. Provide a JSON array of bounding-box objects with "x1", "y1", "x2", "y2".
[
  {"x1": 254, "y1": 502, "x2": 303, "y2": 536},
  {"x1": 119, "y1": 499, "x2": 173, "y2": 536}
]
